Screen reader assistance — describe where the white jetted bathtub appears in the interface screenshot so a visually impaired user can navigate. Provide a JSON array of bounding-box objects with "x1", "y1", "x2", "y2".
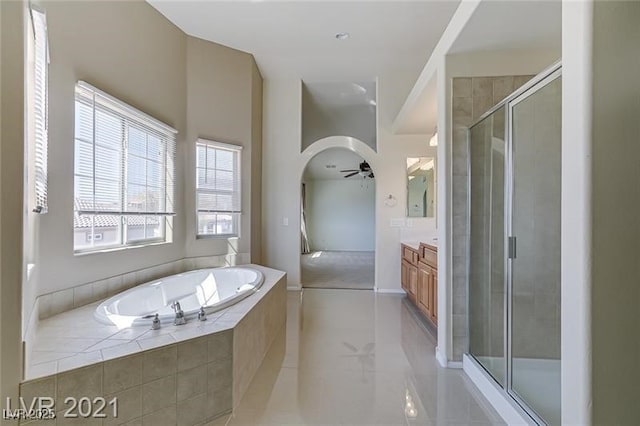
[{"x1": 94, "y1": 267, "x2": 264, "y2": 327}]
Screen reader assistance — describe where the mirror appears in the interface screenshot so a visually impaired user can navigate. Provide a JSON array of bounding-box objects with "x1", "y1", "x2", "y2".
[{"x1": 407, "y1": 157, "x2": 435, "y2": 218}]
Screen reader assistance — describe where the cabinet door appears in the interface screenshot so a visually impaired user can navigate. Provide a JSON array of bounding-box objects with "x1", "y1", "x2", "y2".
[
  {"x1": 430, "y1": 271, "x2": 438, "y2": 325},
  {"x1": 408, "y1": 265, "x2": 418, "y2": 301},
  {"x1": 401, "y1": 260, "x2": 411, "y2": 292},
  {"x1": 417, "y1": 265, "x2": 431, "y2": 316}
]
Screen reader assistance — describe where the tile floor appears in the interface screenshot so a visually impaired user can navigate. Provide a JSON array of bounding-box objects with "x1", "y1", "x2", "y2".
[
  {"x1": 301, "y1": 251, "x2": 374, "y2": 290},
  {"x1": 206, "y1": 289, "x2": 505, "y2": 425}
]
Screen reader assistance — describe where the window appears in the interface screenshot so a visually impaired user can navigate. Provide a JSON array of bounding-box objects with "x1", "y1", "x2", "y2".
[
  {"x1": 195, "y1": 139, "x2": 242, "y2": 237},
  {"x1": 28, "y1": 8, "x2": 49, "y2": 214},
  {"x1": 73, "y1": 82, "x2": 177, "y2": 252}
]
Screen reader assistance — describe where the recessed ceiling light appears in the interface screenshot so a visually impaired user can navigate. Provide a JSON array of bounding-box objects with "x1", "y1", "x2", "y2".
[{"x1": 335, "y1": 32, "x2": 350, "y2": 40}]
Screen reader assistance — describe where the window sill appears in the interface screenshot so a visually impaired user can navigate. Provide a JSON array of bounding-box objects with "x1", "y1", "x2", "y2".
[
  {"x1": 74, "y1": 240, "x2": 171, "y2": 257},
  {"x1": 196, "y1": 234, "x2": 239, "y2": 240}
]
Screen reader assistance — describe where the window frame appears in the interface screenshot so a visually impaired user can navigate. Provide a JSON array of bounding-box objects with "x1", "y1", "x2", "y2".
[
  {"x1": 27, "y1": 6, "x2": 49, "y2": 215},
  {"x1": 195, "y1": 139, "x2": 242, "y2": 239},
  {"x1": 73, "y1": 81, "x2": 177, "y2": 254}
]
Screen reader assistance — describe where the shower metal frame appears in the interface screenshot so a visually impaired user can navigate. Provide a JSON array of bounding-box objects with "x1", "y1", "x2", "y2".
[{"x1": 465, "y1": 61, "x2": 562, "y2": 426}]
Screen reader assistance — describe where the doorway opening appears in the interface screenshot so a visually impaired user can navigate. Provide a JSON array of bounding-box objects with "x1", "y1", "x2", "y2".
[{"x1": 300, "y1": 148, "x2": 375, "y2": 290}]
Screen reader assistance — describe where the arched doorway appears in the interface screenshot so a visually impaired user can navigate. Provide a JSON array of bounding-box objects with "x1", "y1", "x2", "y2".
[{"x1": 298, "y1": 137, "x2": 378, "y2": 289}]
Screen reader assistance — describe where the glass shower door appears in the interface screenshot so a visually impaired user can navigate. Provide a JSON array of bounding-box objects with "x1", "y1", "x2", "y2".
[
  {"x1": 509, "y1": 73, "x2": 562, "y2": 425},
  {"x1": 468, "y1": 106, "x2": 506, "y2": 386}
]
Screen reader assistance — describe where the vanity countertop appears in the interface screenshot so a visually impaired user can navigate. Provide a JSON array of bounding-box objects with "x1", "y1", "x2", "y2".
[
  {"x1": 421, "y1": 239, "x2": 438, "y2": 250},
  {"x1": 401, "y1": 241, "x2": 421, "y2": 251},
  {"x1": 401, "y1": 238, "x2": 438, "y2": 251}
]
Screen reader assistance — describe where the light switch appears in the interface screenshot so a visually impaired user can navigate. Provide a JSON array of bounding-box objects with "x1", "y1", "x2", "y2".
[
  {"x1": 390, "y1": 218, "x2": 405, "y2": 227},
  {"x1": 282, "y1": 217, "x2": 289, "y2": 226}
]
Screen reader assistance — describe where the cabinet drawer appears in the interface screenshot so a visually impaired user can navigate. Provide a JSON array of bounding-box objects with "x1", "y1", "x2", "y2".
[
  {"x1": 402, "y1": 246, "x2": 419, "y2": 265},
  {"x1": 420, "y1": 245, "x2": 437, "y2": 269}
]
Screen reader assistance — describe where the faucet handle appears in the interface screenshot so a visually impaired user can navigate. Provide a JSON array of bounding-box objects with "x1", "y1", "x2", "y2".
[
  {"x1": 151, "y1": 313, "x2": 161, "y2": 330},
  {"x1": 198, "y1": 306, "x2": 207, "y2": 321}
]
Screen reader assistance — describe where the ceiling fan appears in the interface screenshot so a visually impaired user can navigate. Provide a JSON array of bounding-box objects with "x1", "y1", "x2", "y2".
[{"x1": 340, "y1": 161, "x2": 374, "y2": 179}]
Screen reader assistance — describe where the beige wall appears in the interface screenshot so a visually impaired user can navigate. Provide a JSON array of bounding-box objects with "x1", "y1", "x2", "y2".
[
  {"x1": 14, "y1": 0, "x2": 263, "y2": 386},
  {"x1": 251, "y1": 60, "x2": 264, "y2": 264},
  {"x1": 262, "y1": 73, "x2": 436, "y2": 289},
  {"x1": 184, "y1": 36, "x2": 262, "y2": 261},
  {"x1": 26, "y1": 2, "x2": 262, "y2": 297},
  {"x1": 305, "y1": 179, "x2": 375, "y2": 251},
  {"x1": 38, "y1": 1, "x2": 187, "y2": 295},
  {"x1": 301, "y1": 84, "x2": 377, "y2": 152},
  {"x1": 1, "y1": 0, "x2": 25, "y2": 411},
  {"x1": 591, "y1": 1, "x2": 640, "y2": 422},
  {"x1": 561, "y1": 2, "x2": 640, "y2": 422}
]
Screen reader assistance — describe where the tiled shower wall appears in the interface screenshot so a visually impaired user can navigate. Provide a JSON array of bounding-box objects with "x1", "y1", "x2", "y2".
[{"x1": 451, "y1": 75, "x2": 533, "y2": 361}]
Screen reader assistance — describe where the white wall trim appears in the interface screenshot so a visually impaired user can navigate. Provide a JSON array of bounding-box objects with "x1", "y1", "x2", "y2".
[
  {"x1": 463, "y1": 355, "x2": 532, "y2": 425},
  {"x1": 435, "y1": 346, "x2": 448, "y2": 368},
  {"x1": 561, "y1": 1, "x2": 593, "y2": 424}
]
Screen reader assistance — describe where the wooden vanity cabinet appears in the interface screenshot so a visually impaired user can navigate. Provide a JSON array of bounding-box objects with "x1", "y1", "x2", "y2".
[
  {"x1": 401, "y1": 245, "x2": 419, "y2": 302},
  {"x1": 402, "y1": 243, "x2": 438, "y2": 327},
  {"x1": 419, "y1": 243, "x2": 438, "y2": 326}
]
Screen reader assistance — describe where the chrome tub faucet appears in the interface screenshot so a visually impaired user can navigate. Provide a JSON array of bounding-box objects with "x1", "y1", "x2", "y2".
[{"x1": 171, "y1": 301, "x2": 187, "y2": 325}]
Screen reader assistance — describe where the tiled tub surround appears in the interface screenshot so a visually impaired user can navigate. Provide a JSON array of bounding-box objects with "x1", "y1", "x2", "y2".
[
  {"x1": 23, "y1": 254, "x2": 250, "y2": 376},
  {"x1": 36, "y1": 254, "x2": 251, "y2": 321},
  {"x1": 450, "y1": 75, "x2": 533, "y2": 361},
  {"x1": 19, "y1": 265, "x2": 286, "y2": 425}
]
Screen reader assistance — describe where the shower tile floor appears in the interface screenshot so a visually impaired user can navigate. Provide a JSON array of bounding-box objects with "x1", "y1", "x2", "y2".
[
  {"x1": 301, "y1": 251, "x2": 374, "y2": 290},
  {"x1": 206, "y1": 289, "x2": 505, "y2": 425}
]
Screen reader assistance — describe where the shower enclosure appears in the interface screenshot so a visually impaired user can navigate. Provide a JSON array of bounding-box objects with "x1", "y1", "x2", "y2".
[{"x1": 468, "y1": 63, "x2": 561, "y2": 425}]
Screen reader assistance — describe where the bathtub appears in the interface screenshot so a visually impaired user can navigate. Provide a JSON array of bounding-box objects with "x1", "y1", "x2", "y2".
[{"x1": 94, "y1": 267, "x2": 264, "y2": 327}]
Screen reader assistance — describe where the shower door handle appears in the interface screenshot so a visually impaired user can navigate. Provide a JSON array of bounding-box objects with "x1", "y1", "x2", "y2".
[{"x1": 508, "y1": 236, "x2": 517, "y2": 259}]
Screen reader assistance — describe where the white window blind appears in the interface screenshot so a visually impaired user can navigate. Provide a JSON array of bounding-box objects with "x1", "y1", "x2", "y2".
[
  {"x1": 196, "y1": 139, "x2": 242, "y2": 237},
  {"x1": 74, "y1": 81, "x2": 177, "y2": 252},
  {"x1": 32, "y1": 8, "x2": 48, "y2": 213}
]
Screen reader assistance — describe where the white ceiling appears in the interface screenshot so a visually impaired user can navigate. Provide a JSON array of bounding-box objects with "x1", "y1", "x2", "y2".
[
  {"x1": 303, "y1": 148, "x2": 369, "y2": 181},
  {"x1": 448, "y1": 0, "x2": 561, "y2": 54},
  {"x1": 146, "y1": 0, "x2": 461, "y2": 80},
  {"x1": 394, "y1": 0, "x2": 561, "y2": 134}
]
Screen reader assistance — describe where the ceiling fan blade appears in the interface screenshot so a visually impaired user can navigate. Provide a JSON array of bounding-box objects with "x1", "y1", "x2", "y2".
[
  {"x1": 344, "y1": 172, "x2": 359, "y2": 178},
  {"x1": 340, "y1": 169, "x2": 358, "y2": 172}
]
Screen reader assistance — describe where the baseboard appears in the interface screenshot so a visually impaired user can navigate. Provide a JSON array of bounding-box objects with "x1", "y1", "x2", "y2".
[
  {"x1": 375, "y1": 288, "x2": 406, "y2": 294},
  {"x1": 463, "y1": 354, "x2": 532, "y2": 425},
  {"x1": 435, "y1": 346, "x2": 448, "y2": 368}
]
